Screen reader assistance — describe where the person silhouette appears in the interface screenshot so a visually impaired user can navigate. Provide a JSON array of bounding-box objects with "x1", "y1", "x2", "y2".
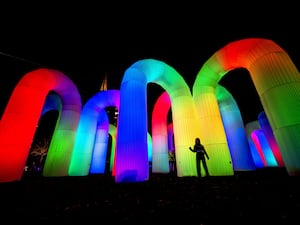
[{"x1": 189, "y1": 137, "x2": 210, "y2": 177}]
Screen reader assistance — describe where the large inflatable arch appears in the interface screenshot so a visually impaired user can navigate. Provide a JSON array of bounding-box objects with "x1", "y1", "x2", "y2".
[
  {"x1": 0, "y1": 68, "x2": 81, "y2": 182},
  {"x1": 68, "y1": 90, "x2": 120, "y2": 176},
  {"x1": 193, "y1": 38, "x2": 300, "y2": 176},
  {"x1": 115, "y1": 59, "x2": 201, "y2": 182}
]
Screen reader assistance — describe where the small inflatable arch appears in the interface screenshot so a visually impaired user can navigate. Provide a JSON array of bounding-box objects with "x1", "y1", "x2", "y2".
[
  {"x1": 193, "y1": 38, "x2": 300, "y2": 176},
  {"x1": 91, "y1": 108, "x2": 156, "y2": 176},
  {"x1": 68, "y1": 90, "x2": 120, "y2": 176},
  {"x1": 258, "y1": 111, "x2": 284, "y2": 167},
  {"x1": 151, "y1": 91, "x2": 171, "y2": 173},
  {"x1": 216, "y1": 85, "x2": 256, "y2": 171},
  {"x1": 0, "y1": 68, "x2": 81, "y2": 182},
  {"x1": 245, "y1": 120, "x2": 264, "y2": 168},
  {"x1": 115, "y1": 59, "x2": 201, "y2": 182},
  {"x1": 251, "y1": 129, "x2": 278, "y2": 167},
  {"x1": 245, "y1": 120, "x2": 265, "y2": 168}
]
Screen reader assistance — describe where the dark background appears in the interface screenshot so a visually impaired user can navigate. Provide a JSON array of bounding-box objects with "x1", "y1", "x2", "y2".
[{"x1": 0, "y1": 2, "x2": 299, "y2": 125}]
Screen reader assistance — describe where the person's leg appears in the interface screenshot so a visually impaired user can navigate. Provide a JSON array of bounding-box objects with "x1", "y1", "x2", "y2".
[
  {"x1": 202, "y1": 160, "x2": 209, "y2": 177},
  {"x1": 196, "y1": 159, "x2": 201, "y2": 177}
]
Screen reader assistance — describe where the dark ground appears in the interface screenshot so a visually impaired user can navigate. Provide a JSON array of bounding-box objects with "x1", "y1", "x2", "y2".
[{"x1": 0, "y1": 167, "x2": 299, "y2": 225}]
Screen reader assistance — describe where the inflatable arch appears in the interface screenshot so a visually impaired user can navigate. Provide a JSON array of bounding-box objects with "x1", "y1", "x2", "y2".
[
  {"x1": 193, "y1": 38, "x2": 300, "y2": 176},
  {"x1": 0, "y1": 68, "x2": 81, "y2": 182},
  {"x1": 151, "y1": 84, "x2": 256, "y2": 175},
  {"x1": 115, "y1": 59, "x2": 201, "y2": 182},
  {"x1": 68, "y1": 90, "x2": 120, "y2": 176},
  {"x1": 245, "y1": 120, "x2": 265, "y2": 168},
  {"x1": 258, "y1": 111, "x2": 284, "y2": 167}
]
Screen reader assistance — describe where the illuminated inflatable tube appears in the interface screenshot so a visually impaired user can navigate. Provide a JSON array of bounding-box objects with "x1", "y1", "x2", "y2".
[
  {"x1": 95, "y1": 120, "x2": 155, "y2": 176},
  {"x1": 108, "y1": 124, "x2": 156, "y2": 176},
  {"x1": 216, "y1": 85, "x2": 255, "y2": 171},
  {"x1": 147, "y1": 132, "x2": 153, "y2": 165},
  {"x1": 108, "y1": 124, "x2": 117, "y2": 174},
  {"x1": 248, "y1": 137, "x2": 265, "y2": 168},
  {"x1": 193, "y1": 38, "x2": 300, "y2": 176},
  {"x1": 151, "y1": 91, "x2": 171, "y2": 173},
  {"x1": 251, "y1": 130, "x2": 278, "y2": 167},
  {"x1": 111, "y1": 128, "x2": 153, "y2": 177},
  {"x1": 245, "y1": 120, "x2": 264, "y2": 168},
  {"x1": 116, "y1": 59, "x2": 201, "y2": 183},
  {"x1": 0, "y1": 68, "x2": 81, "y2": 182},
  {"x1": 258, "y1": 111, "x2": 285, "y2": 167},
  {"x1": 68, "y1": 90, "x2": 120, "y2": 176},
  {"x1": 89, "y1": 110, "x2": 110, "y2": 174}
]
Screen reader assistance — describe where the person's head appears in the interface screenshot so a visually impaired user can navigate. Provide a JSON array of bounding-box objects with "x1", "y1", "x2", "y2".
[{"x1": 195, "y1": 137, "x2": 200, "y2": 144}]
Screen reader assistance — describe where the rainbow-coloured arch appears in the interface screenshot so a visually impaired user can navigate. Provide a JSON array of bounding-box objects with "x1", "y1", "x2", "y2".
[
  {"x1": 115, "y1": 59, "x2": 201, "y2": 182},
  {"x1": 68, "y1": 90, "x2": 120, "y2": 176},
  {"x1": 0, "y1": 68, "x2": 81, "y2": 182},
  {"x1": 193, "y1": 38, "x2": 300, "y2": 176}
]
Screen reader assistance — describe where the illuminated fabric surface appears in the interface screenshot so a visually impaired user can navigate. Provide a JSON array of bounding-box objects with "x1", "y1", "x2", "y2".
[
  {"x1": 245, "y1": 121, "x2": 265, "y2": 168},
  {"x1": 41, "y1": 93, "x2": 62, "y2": 115},
  {"x1": 251, "y1": 130, "x2": 278, "y2": 167},
  {"x1": 216, "y1": 85, "x2": 256, "y2": 171},
  {"x1": 115, "y1": 59, "x2": 201, "y2": 182},
  {"x1": 258, "y1": 111, "x2": 285, "y2": 167},
  {"x1": 68, "y1": 90, "x2": 120, "y2": 176},
  {"x1": 193, "y1": 38, "x2": 300, "y2": 176},
  {"x1": 151, "y1": 91, "x2": 171, "y2": 173},
  {"x1": 0, "y1": 69, "x2": 81, "y2": 182}
]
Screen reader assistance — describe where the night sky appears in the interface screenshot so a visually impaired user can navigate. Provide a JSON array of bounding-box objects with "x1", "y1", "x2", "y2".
[{"x1": 0, "y1": 3, "x2": 299, "y2": 125}]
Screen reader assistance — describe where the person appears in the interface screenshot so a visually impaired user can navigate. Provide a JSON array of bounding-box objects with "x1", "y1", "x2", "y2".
[{"x1": 189, "y1": 137, "x2": 210, "y2": 177}]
